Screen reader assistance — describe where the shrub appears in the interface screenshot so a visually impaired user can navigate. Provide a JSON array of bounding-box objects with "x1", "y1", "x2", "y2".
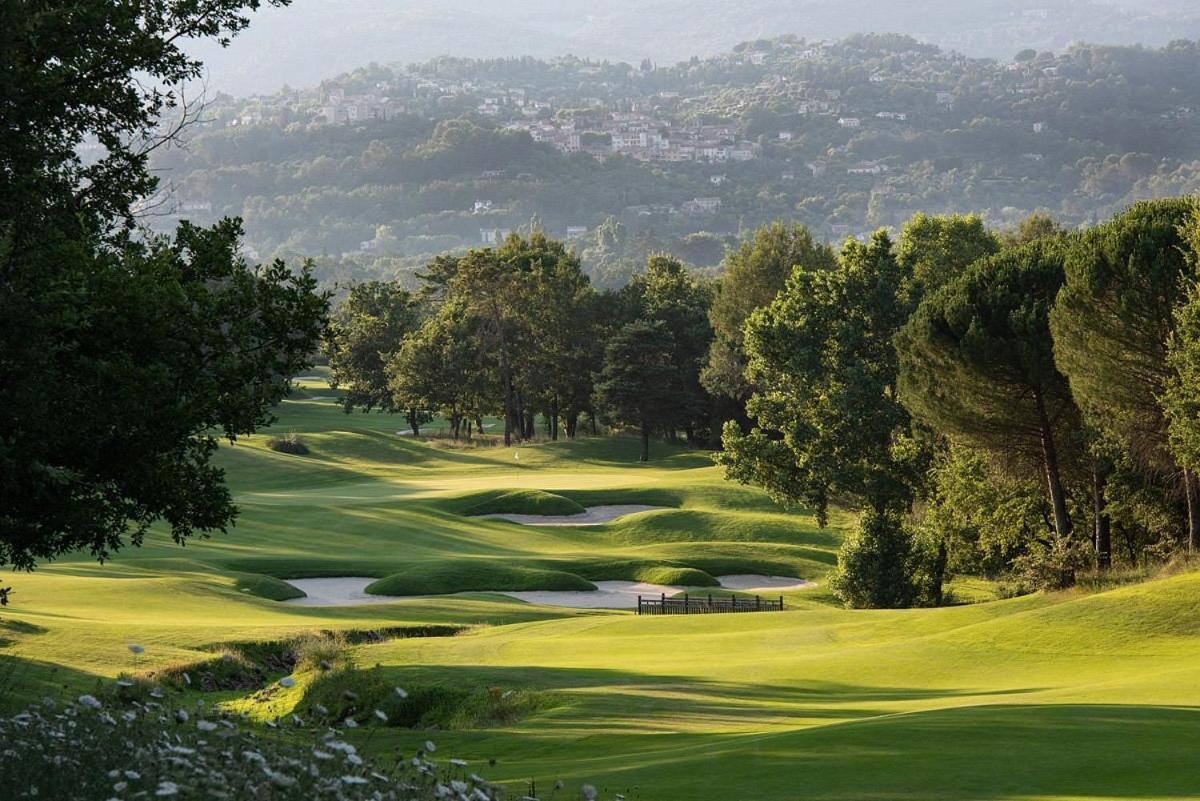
[
  {"x1": 1009, "y1": 535, "x2": 1095, "y2": 592},
  {"x1": 0, "y1": 691, "x2": 498, "y2": 801},
  {"x1": 266, "y1": 432, "x2": 310, "y2": 455},
  {"x1": 829, "y1": 508, "x2": 924, "y2": 609}
]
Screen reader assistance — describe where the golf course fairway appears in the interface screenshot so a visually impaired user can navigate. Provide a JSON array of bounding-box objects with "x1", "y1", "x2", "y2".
[{"x1": 2, "y1": 376, "x2": 1198, "y2": 800}]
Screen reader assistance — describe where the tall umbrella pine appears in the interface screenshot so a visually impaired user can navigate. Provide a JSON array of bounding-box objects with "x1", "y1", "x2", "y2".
[
  {"x1": 897, "y1": 239, "x2": 1079, "y2": 539},
  {"x1": 1049, "y1": 199, "x2": 1200, "y2": 548}
]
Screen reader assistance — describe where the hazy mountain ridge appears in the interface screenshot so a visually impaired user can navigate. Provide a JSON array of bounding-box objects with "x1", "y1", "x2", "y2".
[{"x1": 192, "y1": 0, "x2": 1200, "y2": 96}]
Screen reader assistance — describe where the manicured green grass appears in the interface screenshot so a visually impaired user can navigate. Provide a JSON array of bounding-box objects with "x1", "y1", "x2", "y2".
[
  {"x1": 366, "y1": 562, "x2": 596, "y2": 596},
  {"x1": 3, "y1": 379, "x2": 1199, "y2": 800},
  {"x1": 462, "y1": 488, "x2": 587, "y2": 517}
]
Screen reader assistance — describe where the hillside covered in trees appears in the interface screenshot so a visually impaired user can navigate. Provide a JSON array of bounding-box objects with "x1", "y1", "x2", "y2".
[{"x1": 151, "y1": 35, "x2": 1200, "y2": 289}]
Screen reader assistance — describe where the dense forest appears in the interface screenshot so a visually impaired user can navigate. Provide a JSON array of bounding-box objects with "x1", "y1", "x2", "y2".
[{"x1": 152, "y1": 35, "x2": 1200, "y2": 290}]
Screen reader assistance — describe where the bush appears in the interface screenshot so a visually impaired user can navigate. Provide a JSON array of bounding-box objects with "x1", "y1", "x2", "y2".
[
  {"x1": 0, "y1": 691, "x2": 499, "y2": 800},
  {"x1": 1009, "y1": 535, "x2": 1095, "y2": 592},
  {"x1": 829, "y1": 508, "x2": 924, "y2": 609},
  {"x1": 266, "y1": 432, "x2": 310, "y2": 455}
]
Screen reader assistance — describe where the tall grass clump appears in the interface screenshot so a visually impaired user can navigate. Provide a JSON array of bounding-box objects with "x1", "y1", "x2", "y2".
[{"x1": 266, "y1": 432, "x2": 310, "y2": 455}]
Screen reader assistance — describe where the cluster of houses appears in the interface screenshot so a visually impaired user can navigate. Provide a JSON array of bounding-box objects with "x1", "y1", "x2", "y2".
[
  {"x1": 319, "y1": 87, "x2": 406, "y2": 125},
  {"x1": 502, "y1": 114, "x2": 762, "y2": 164}
]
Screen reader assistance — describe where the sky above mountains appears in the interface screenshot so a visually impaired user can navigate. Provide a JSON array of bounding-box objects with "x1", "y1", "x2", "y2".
[{"x1": 189, "y1": 0, "x2": 1200, "y2": 96}]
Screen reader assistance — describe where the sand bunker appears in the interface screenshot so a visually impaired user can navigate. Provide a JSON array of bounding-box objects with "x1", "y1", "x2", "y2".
[
  {"x1": 479, "y1": 504, "x2": 666, "y2": 526},
  {"x1": 280, "y1": 574, "x2": 813, "y2": 609},
  {"x1": 502, "y1": 581, "x2": 679, "y2": 609},
  {"x1": 716, "y1": 575, "x2": 815, "y2": 592},
  {"x1": 282, "y1": 577, "x2": 399, "y2": 606}
]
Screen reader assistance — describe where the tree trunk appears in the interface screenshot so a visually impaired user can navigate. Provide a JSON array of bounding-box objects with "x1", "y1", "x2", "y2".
[
  {"x1": 1034, "y1": 391, "x2": 1072, "y2": 537},
  {"x1": 1093, "y1": 467, "x2": 1111, "y2": 568},
  {"x1": 408, "y1": 409, "x2": 421, "y2": 437},
  {"x1": 550, "y1": 396, "x2": 559, "y2": 441},
  {"x1": 1185, "y1": 468, "x2": 1200, "y2": 551},
  {"x1": 930, "y1": 538, "x2": 948, "y2": 607},
  {"x1": 524, "y1": 409, "x2": 535, "y2": 440},
  {"x1": 489, "y1": 296, "x2": 514, "y2": 446},
  {"x1": 640, "y1": 422, "x2": 650, "y2": 462},
  {"x1": 566, "y1": 412, "x2": 578, "y2": 439}
]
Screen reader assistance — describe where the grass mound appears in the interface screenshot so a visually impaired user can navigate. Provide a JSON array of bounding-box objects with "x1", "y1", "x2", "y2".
[
  {"x1": 300, "y1": 666, "x2": 548, "y2": 729},
  {"x1": 540, "y1": 558, "x2": 720, "y2": 587},
  {"x1": 231, "y1": 572, "x2": 306, "y2": 601},
  {"x1": 631, "y1": 565, "x2": 719, "y2": 586},
  {"x1": 366, "y1": 562, "x2": 595, "y2": 596},
  {"x1": 464, "y1": 489, "x2": 587, "y2": 517}
]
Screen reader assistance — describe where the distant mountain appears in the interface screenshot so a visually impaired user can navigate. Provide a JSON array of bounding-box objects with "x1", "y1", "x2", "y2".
[{"x1": 191, "y1": 0, "x2": 1200, "y2": 96}]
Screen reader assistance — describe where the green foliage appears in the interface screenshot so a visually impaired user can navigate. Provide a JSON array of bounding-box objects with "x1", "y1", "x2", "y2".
[
  {"x1": 829, "y1": 508, "x2": 925, "y2": 609},
  {"x1": 365, "y1": 563, "x2": 596, "y2": 596},
  {"x1": 1050, "y1": 198, "x2": 1197, "y2": 475},
  {"x1": 718, "y1": 232, "x2": 923, "y2": 522},
  {"x1": 898, "y1": 237, "x2": 1079, "y2": 534},
  {"x1": 464, "y1": 489, "x2": 586, "y2": 517},
  {"x1": 324, "y1": 281, "x2": 423, "y2": 414},
  {"x1": 1010, "y1": 535, "x2": 1096, "y2": 593},
  {"x1": 703, "y1": 223, "x2": 836, "y2": 404},
  {"x1": 1163, "y1": 210, "x2": 1200, "y2": 473},
  {"x1": 594, "y1": 320, "x2": 680, "y2": 461},
  {"x1": 897, "y1": 213, "x2": 1000, "y2": 294},
  {"x1": 916, "y1": 448, "x2": 1052, "y2": 578},
  {"x1": 1, "y1": 0, "x2": 332, "y2": 587}
]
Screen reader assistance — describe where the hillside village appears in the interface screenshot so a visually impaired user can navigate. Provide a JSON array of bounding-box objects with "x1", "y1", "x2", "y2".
[{"x1": 150, "y1": 34, "x2": 1200, "y2": 286}]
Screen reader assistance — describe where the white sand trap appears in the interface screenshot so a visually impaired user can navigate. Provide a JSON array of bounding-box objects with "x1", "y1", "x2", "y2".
[
  {"x1": 480, "y1": 505, "x2": 666, "y2": 526},
  {"x1": 717, "y1": 574, "x2": 815, "y2": 592},
  {"x1": 500, "y1": 581, "x2": 685, "y2": 609},
  {"x1": 279, "y1": 574, "x2": 814, "y2": 609},
  {"x1": 282, "y1": 577, "x2": 399, "y2": 606}
]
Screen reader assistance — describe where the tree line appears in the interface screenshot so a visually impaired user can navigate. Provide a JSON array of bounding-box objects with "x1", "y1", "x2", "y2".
[
  {"x1": 717, "y1": 199, "x2": 1200, "y2": 606},
  {"x1": 323, "y1": 232, "x2": 716, "y2": 462}
]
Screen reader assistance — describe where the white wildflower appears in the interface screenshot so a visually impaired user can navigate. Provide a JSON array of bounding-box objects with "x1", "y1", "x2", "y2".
[
  {"x1": 346, "y1": 753, "x2": 364, "y2": 766},
  {"x1": 581, "y1": 784, "x2": 598, "y2": 800},
  {"x1": 342, "y1": 717, "x2": 358, "y2": 729},
  {"x1": 154, "y1": 781, "x2": 179, "y2": 797},
  {"x1": 174, "y1": 708, "x2": 189, "y2": 723},
  {"x1": 449, "y1": 758, "x2": 467, "y2": 767},
  {"x1": 373, "y1": 709, "x2": 388, "y2": 723},
  {"x1": 196, "y1": 720, "x2": 218, "y2": 732},
  {"x1": 341, "y1": 775, "x2": 368, "y2": 785},
  {"x1": 77, "y1": 695, "x2": 102, "y2": 710},
  {"x1": 393, "y1": 687, "x2": 408, "y2": 699},
  {"x1": 424, "y1": 740, "x2": 437, "y2": 753},
  {"x1": 278, "y1": 676, "x2": 296, "y2": 689},
  {"x1": 312, "y1": 749, "x2": 334, "y2": 760}
]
